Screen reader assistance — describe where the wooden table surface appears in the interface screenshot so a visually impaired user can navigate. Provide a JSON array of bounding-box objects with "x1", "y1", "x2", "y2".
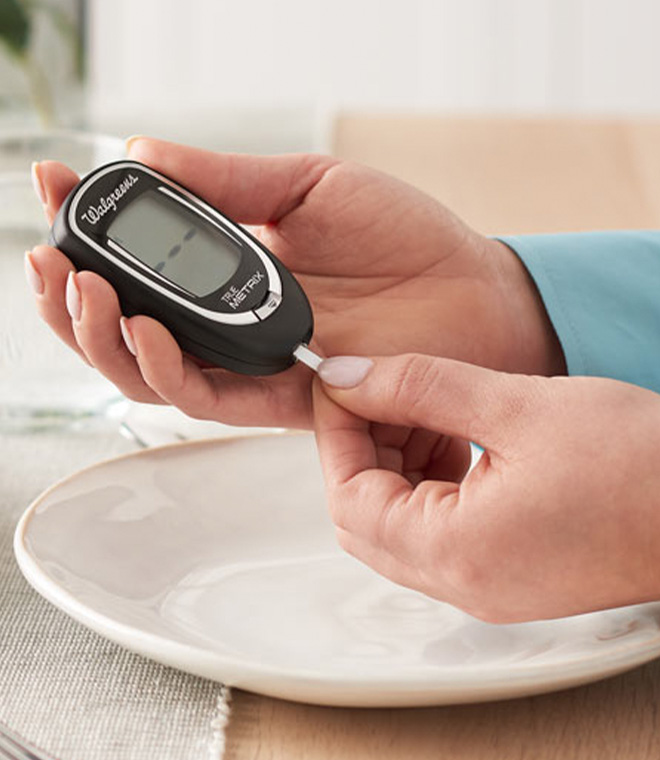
[
  {"x1": 226, "y1": 660, "x2": 660, "y2": 759},
  {"x1": 332, "y1": 114, "x2": 660, "y2": 234},
  {"x1": 225, "y1": 115, "x2": 660, "y2": 758}
]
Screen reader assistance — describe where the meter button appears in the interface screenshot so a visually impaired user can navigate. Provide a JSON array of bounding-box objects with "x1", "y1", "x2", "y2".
[{"x1": 254, "y1": 291, "x2": 282, "y2": 320}]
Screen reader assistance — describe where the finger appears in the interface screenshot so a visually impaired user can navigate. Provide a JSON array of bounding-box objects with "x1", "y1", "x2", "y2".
[
  {"x1": 34, "y1": 161, "x2": 80, "y2": 224},
  {"x1": 313, "y1": 380, "x2": 459, "y2": 567},
  {"x1": 27, "y1": 245, "x2": 86, "y2": 361},
  {"x1": 367, "y1": 424, "x2": 471, "y2": 483},
  {"x1": 313, "y1": 376, "x2": 396, "y2": 492},
  {"x1": 126, "y1": 136, "x2": 338, "y2": 224},
  {"x1": 402, "y1": 427, "x2": 472, "y2": 484},
  {"x1": 69, "y1": 272, "x2": 164, "y2": 404},
  {"x1": 335, "y1": 527, "x2": 433, "y2": 597},
  {"x1": 123, "y1": 315, "x2": 313, "y2": 427},
  {"x1": 318, "y1": 354, "x2": 544, "y2": 451},
  {"x1": 370, "y1": 423, "x2": 410, "y2": 474}
]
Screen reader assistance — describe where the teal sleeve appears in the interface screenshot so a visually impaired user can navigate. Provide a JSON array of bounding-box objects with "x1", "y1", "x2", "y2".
[{"x1": 498, "y1": 231, "x2": 660, "y2": 393}]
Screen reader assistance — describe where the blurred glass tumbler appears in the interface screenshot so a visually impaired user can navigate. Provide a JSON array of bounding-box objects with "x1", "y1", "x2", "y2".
[{"x1": 0, "y1": 131, "x2": 127, "y2": 431}]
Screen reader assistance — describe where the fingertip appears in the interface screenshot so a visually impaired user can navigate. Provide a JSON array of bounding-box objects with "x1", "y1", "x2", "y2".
[
  {"x1": 125, "y1": 315, "x2": 183, "y2": 377},
  {"x1": 74, "y1": 268, "x2": 115, "y2": 293},
  {"x1": 38, "y1": 159, "x2": 80, "y2": 186},
  {"x1": 311, "y1": 374, "x2": 326, "y2": 407},
  {"x1": 127, "y1": 313, "x2": 174, "y2": 343},
  {"x1": 29, "y1": 244, "x2": 76, "y2": 288},
  {"x1": 30, "y1": 243, "x2": 54, "y2": 257},
  {"x1": 125, "y1": 134, "x2": 147, "y2": 154},
  {"x1": 318, "y1": 356, "x2": 374, "y2": 390},
  {"x1": 119, "y1": 316, "x2": 137, "y2": 357},
  {"x1": 73, "y1": 269, "x2": 122, "y2": 318},
  {"x1": 312, "y1": 374, "x2": 361, "y2": 435},
  {"x1": 65, "y1": 270, "x2": 81, "y2": 322},
  {"x1": 24, "y1": 250, "x2": 44, "y2": 295},
  {"x1": 31, "y1": 161, "x2": 46, "y2": 204},
  {"x1": 122, "y1": 315, "x2": 220, "y2": 417},
  {"x1": 37, "y1": 160, "x2": 80, "y2": 220},
  {"x1": 125, "y1": 135, "x2": 167, "y2": 166}
]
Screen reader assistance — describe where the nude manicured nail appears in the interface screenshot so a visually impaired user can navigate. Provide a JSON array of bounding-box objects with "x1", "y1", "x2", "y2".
[
  {"x1": 65, "y1": 271, "x2": 82, "y2": 321},
  {"x1": 24, "y1": 251, "x2": 44, "y2": 295},
  {"x1": 318, "y1": 356, "x2": 374, "y2": 388},
  {"x1": 31, "y1": 161, "x2": 47, "y2": 205},
  {"x1": 120, "y1": 317, "x2": 137, "y2": 356},
  {"x1": 125, "y1": 134, "x2": 146, "y2": 155}
]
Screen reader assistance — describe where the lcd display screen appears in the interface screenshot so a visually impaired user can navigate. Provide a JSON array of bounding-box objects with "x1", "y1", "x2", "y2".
[{"x1": 108, "y1": 190, "x2": 242, "y2": 297}]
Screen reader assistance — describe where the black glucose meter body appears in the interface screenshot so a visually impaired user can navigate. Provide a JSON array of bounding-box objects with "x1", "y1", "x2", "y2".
[{"x1": 50, "y1": 160, "x2": 315, "y2": 375}]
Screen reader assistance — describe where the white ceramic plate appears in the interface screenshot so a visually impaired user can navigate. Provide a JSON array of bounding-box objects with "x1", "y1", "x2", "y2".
[{"x1": 14, "y1": 433, "x2": 660, "y2": 707}]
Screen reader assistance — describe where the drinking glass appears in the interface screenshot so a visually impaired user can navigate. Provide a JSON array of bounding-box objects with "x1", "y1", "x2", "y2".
[{"x1": 0, "y1": 130, "x2": 128, "y2": 431}]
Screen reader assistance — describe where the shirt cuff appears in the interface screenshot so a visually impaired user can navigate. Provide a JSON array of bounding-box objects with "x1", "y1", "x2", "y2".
[{"x1": 498, "y1": 231, "x2": 660, "y2": 394}]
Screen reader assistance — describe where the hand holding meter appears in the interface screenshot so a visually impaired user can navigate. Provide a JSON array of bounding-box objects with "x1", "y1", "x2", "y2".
[{"x1": 50, "y1": 160, "x2": 321, "y2": 375}]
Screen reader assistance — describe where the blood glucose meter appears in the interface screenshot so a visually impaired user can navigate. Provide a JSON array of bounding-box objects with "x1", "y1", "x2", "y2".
[{"x1": 50, "y1": 160, "x2": 320, "y2": 375}]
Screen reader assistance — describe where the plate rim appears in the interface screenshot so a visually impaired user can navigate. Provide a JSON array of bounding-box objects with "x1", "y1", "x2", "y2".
[{"x1": 14, "y1": 432, "x2": 660, "y2": 704}]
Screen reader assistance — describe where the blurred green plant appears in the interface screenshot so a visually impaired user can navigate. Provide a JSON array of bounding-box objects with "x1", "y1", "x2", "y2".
[{"x1": 0, "y1": 0, "x2": 83, "y2": 125}]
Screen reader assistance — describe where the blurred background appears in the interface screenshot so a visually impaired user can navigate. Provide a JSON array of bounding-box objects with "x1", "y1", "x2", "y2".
[
  {"x1": 2, "y1": 0, "x2": 660, "y2": 149},
  {"x1": 86, "y1": 0, "x2": 660, "y2": 151}
]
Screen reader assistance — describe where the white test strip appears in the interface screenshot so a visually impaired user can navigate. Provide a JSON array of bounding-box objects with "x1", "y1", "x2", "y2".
[{"x1": 292, "y1": 343, "x2": 323, "y2": 372}]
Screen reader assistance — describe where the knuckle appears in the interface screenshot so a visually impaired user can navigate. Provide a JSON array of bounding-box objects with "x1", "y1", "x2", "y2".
[
  {"x1": 437, "y1": 547, "x2": 500, "y2": 621},
  {"x1": 172, "y1": 398, "x2": 213, "y2": 422},
  {"x1": 495, "y1": 375, "x2": 545, "y2": 425},
  {"x1": 472, "y1": 374, "x2": 547, "y2": 446},
  {"x1": 446, "y1": 552, "x2": 486, "y2": 600},
  {"x1": 374, "y1": 499, "x2": 402, "y2": 559},
  {"x1": 177, "y1": 403, "x2": 205, "y2": 421},
  {"x1": 388, "y1": 355, "x2": 443, "y2": 424},
  {"x1": 440, "y1": 550, "x2": 528, "y2": 624},
  {"x1": 493, "y1": 382, "x2": 530, "y2": 426},
  {"x1": 188, "y1": 407, "x2": 212, "y2": 421},
  {"x1": 326, "y1": 475, "x2": 365, "y2": 532},
  {"x1": 462, "y1": 604, "x2": 509, "y2": 625},
  {"x1": 121, "y1": 386, "x2": 155, "y2": 404},
  {"x1": 461, "y1": 600, "x2": 530, "y2": 625},
  {"x1": 116, "y1": 385, "x2": 143, "y2": 403},
  {"x1": 335, "y1": 527, "x2": 358, "y2": 558},
  {"x1": 324, "y1": 489, "x2": 350, "y2": 531}
]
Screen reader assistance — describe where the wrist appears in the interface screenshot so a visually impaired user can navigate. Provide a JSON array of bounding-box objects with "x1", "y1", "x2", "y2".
[{"x1": 486, "y1": 239, "x2": 566, "y2": 376}]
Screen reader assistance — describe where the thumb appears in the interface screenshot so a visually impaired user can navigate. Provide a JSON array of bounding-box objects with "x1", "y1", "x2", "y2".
[{"x1": 317, "y1": 353, "x2": 540, "y2": 450}]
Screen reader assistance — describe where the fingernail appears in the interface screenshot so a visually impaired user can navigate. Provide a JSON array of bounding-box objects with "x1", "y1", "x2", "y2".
[
  {"x1": 31, "y1": 161, "x2": 47, "y2": 205},
  {"x1": 120, "y1": 317, "x2": 137, "y2": 356},
  {"x1": 65, "y1": 271, "x2": 82, "y2": 321},
  {"x1": 125, "y1": 134, "x2": 146, "y2": 155},
  {"x1": 318, "y1": 356, "x2": 374, "y2": 388},
  {"x1": 24, "y1": 251, "x2": 44, "y2": 295}
]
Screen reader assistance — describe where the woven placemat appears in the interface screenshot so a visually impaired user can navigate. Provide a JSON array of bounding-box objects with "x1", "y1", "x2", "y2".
[{"x1": 0, "y1": 427, "x2": 231, "y2": 760}]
